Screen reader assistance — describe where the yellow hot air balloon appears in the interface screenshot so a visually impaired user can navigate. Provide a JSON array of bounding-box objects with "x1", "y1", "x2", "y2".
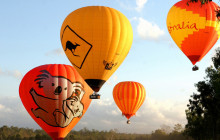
[
  {"x1": 60, "y1": 6, "x2": 133, "y2": 99},
  {"x1": 113, "y1": 81, "x2": 146, "y2": 124}
]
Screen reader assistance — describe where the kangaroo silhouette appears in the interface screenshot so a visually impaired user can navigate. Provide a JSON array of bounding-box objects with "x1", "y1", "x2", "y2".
[{"x1": 65, "y1": 41, "x2": 80, "y2": 57}]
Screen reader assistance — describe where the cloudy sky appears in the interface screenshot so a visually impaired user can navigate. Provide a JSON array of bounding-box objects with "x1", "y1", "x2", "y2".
[{"x1": 0, "y1": 0, "x2": 220, "y2": 134}]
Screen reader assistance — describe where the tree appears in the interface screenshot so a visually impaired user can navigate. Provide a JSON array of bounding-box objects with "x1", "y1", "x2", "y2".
[{"x1": 185, "y1": 48, "x2": 220, "y2": 140}]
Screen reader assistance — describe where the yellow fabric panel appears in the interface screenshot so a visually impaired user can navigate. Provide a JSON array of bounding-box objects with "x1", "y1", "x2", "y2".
[
  {"x1": 167, "y1": 6, "x2": 206, "y2": 49},
  {"x1": 60, "y1": 6, "x2": 133, "y2": 82}
]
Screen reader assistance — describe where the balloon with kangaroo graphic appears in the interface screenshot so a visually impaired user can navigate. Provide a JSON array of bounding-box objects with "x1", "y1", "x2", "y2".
[
  {"x1": 19, "y1": 64, "x2": 93, "y2": 140},
  {"x1": 60, "y1": 6, "x2": 133, "y2": 98}
]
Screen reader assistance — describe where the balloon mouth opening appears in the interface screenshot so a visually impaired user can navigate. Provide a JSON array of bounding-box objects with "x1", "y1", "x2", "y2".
[
  {"x1": 123, "y1": 113, "x2": 135, "y2": 120},
  {"x1": 48, "y1": 132, "x2": 65, "y2": 140},
  {"x1": 85, "y1": 79, "x2": 106, "y2": 92},
  {"x1": 187, "y1": 55, "x2": 201, "y2": 65}
]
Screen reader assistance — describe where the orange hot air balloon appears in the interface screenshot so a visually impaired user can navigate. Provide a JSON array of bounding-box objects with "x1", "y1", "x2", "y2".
[
  {"x1": 60, "y1": 6, "x2": 133, "y2": 98},
  {"x1": 19, "y1": 64, "x2": 93, "y2": 140},
  {"x1": 113, "y1": 81, "x2": 146, "y2": 124},
  {"x1": 167, "y1": 0, "x2": 220, "y2": 71}
]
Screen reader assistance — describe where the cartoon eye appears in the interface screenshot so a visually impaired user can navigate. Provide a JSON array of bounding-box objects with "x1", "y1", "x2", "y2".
[
  {"x1": 52, "y1": 83, "x2": 55, "y2": 86},
  {"x1": 64, "y1": 87, "x2": 67, "y2": 90},
  {"x1": 75, "y1": 89, "x2": 81, "y2": 95},
  {"x1": 71, "y1": 101, "x2": 74, "y2": 105}
]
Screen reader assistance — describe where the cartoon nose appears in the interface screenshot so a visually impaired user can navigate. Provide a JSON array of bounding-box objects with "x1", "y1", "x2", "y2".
[{"x1": 55, "y1": 86, "x2": 62, "y2": 94}]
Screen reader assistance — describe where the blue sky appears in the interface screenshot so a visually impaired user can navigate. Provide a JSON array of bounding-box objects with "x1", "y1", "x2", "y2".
[{"x1": 0, "y1": 0, "x2": 220, "y2": 134}]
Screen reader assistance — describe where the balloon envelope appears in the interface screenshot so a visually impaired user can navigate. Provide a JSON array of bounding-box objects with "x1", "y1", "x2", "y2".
[
  {"x1": 167, "y1": 0, "x2": 220, "y2": 65},
  {"x1": 19, "y1": 64, "x2": 93, "y2": 140},
  {"x1": 60, "y1": 6, "x2": 133, "y2": 92},
  {"x1": 113, "y1": 81, "x2": 146, "y2": 121}
]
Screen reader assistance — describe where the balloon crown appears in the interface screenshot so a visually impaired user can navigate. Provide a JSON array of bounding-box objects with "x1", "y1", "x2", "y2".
[{"x1": 186, "y1": 0, "x2": 212, "y2": 6}]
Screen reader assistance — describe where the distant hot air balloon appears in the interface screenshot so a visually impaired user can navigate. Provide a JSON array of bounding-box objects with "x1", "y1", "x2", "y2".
[
  {"x1": 113, "y1": 81, "x2": 146, "y2": 124},
  {"x1": 60, "y1": 6, "x2": 133, "y2": 98},
  {"x1": 167, "y1": 0, "x2": 220, "y2": 71},
  {"x1": 19, "y1": 64, "x2": 93, "y2": 140}
]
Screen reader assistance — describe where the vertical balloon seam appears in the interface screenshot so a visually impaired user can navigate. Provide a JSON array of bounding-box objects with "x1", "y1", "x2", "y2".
[
  {"x1": 95, "y1": 6, "x2": 102, "y2": 79},
  {"x1": 202, "y1": 3, "x2": 216, "y2": 59},
  {"x1": 201, "y1": 3, "x2": 219, "y2": 60},
  {"x1": 103, "y1": 6, "x2": 114, "y2": 80},
  {"x1": 54, "y1": 65, "x2": 59, "y2": 115},
  {"x1": 123, "y1": 82, "x2": 128, "y2": 114},
  {"x1": 116, "y1": 84, "x2": 124, "y2": 113},
  {"x1": 116, "y1": 14, "x2": 131, "y2": 71},
  {"x1": 112, "y1": 9, "x2": 126, "y2": 75},
  {"x1": 137, "y1": 84, "x2": 146, "y2": 113},
  {"x1": 98, "y1": 6, "x2": 105, "y2": 80},
  {"x1": 134, "y1": 84, "x2": 144, "y2": 113},
  {"x1": 90, "y1": 7, "x2": 97, "y2": 79},
  {"x1": 130, "y1": 82, "x2": 138, "y2": 115},
  {"x1": 130, "y1": 82, "x2": 137, "y2": 115},
  {"x1": 102, "y1": 7, "x2": 120, "y2": 80},
  {"x1": 129, "y1": 82, "x2": 136, "y2": 115},
  {"x1": 113, "y1": 84, "x2": 120, "y2": 111},
  {"x1": 67, "y1": 65, "x2": 81, "y2": 133},
  {"x1": 100, "y1": 7, "x2": 109, "y2": 80},
  {"x1": 57, "y1": 64, "x2": 62, "y2": 127},
  {"x1": 127, "y1": 82, "x2": 132, "y2": 114},
  {"x1": 114, "y1": 84, "x2": 123, "y2": 113},
  {"x1": 101, "y1": 7, "x2": 113, "y2": 80},
  {"x1": 120, "y1": 82, "x2": 127, "y2": 114},
  {"x1": 133, "y1": 82, "x2": 141, "y2": 113},
  {"x1": 126, "y1": 82, "x2": 131, "y2": 114},
  {"x1": 135, "y1": 83, "x2": 142, "y2": 115},
  {"x1": 63, "y1": 65, "x2": 70, "y2": 128}
]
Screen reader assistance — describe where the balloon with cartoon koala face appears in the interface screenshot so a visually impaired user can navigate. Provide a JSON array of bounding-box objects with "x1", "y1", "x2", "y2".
[{"x1": 19, "y1": 64, "x2": 93, "y2": 140}]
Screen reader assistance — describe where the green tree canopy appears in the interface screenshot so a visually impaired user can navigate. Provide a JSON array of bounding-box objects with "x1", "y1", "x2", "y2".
[{"x1": 185, "y1": 48, "x2": 220, "y2": 140}]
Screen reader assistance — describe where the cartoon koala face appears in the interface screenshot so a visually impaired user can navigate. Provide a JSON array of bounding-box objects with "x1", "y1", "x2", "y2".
[{"x1": 35, "y1": 70, "x2": 84, "y2": 100}]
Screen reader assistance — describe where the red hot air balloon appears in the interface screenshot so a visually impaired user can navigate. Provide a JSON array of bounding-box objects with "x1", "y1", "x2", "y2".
[
  {"x1": 167, "y1": 0, "x2": 220, "y2": 71},
  {"x1": 19, "y1": 64, "x2": 93, "y2": 140}
]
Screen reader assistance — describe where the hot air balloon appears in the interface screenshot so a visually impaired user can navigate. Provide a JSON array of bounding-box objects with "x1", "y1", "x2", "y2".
[
  {"x1": 19, "y1": 64, "x2": 93, "y2": 140},
  {"x1": 60, "y1": 6, "x2": 133, "y2": 99},
  {"x1": 113, "y1": 81, "x2": 146, "y2": 124},
  {"x1": 167, "y1": 0, "x2": 220, "y2": 71}
]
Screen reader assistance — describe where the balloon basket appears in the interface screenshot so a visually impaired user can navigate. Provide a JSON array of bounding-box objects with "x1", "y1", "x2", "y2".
[
  {"x1": 127, "y1": 120, "x2": 131, "y2": 124},
  {"x1": 192, "y1": 65, "x2": 199, "y2": 71},
  {"x1": 90, "y1": 93, "x2": 100, "y2": 99}
]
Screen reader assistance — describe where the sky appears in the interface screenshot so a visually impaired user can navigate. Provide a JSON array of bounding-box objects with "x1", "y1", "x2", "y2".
[{"x1": 0, "y1": 0, "x2": 220, "y2": 134}]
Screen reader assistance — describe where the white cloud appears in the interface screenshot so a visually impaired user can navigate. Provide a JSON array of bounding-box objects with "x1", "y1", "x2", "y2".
[
  {"x1": 137, "y1": 17, "x2": 165, "y2": 41},
  {"x1": 0, "y1": 96, "x2": 187, "y2": 134},
  {"x1": 0, "y1": 97, "x2": 39, "y2": 129},
  {"x1": 117, "y1": 0, "x2": 147, "y2": 12},
  {"x1": 45, "y1": 48, "x2": 64, "y2": 56},
  {"x1": 106, "y1": 75, "x2": 118, "y2": 85},
  {"x1": 136, "y1": 0, "x2": 148, "y2": 12},
  {"x1": 0, "y1": 69, "x2": 23, "y2": 80}
]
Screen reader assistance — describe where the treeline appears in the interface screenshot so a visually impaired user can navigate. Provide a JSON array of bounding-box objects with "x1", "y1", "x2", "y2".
[
  {"x1": 0, "y1": 124, "x2": 192, "y2": 140},
  {"x1": 184, "y1": 48, "x2": 220, "y2": 140}
]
